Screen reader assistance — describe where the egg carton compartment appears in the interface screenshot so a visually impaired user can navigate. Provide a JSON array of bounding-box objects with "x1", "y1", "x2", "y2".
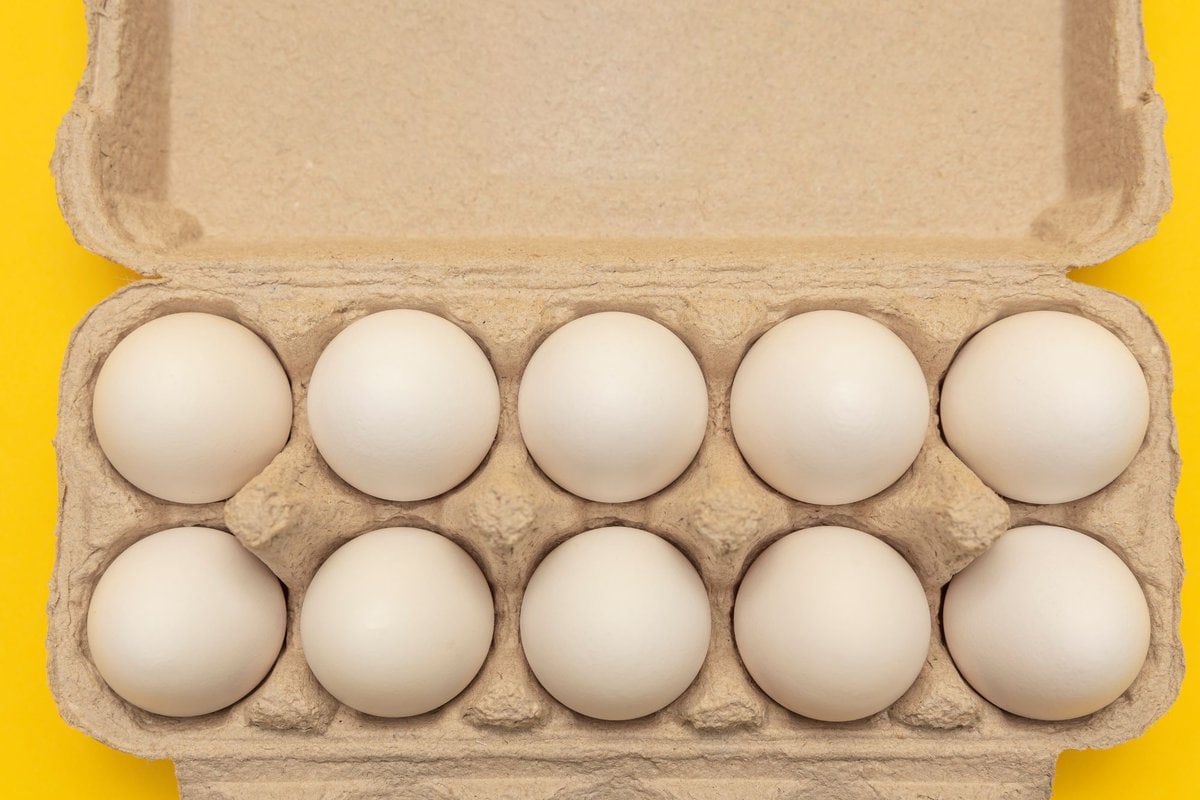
[{"x1": 49, "y1": 268, "x2": 1181, "y2": 798}]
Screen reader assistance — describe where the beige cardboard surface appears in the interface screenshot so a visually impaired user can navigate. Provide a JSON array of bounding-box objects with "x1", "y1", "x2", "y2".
[
  {"x1": 49, "y1": 1, "x2": 1182, "y2": 798},
  {"x1": 55, "y1": 0, "x2": 1168, "y2": 273}
]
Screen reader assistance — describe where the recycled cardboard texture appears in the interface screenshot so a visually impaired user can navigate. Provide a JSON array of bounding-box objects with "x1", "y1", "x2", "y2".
[
  {"x1": 55, "y1": 0, "x2": 1170, "y2": 272},
  {"x1": 49, "y1": 1, "x2": 1182, "y2": 798}
]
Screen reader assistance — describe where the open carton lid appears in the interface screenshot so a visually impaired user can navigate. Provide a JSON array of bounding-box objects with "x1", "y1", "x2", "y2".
[{"x1": 53, "y1": 0, "x2": 1170, "y2": 277}]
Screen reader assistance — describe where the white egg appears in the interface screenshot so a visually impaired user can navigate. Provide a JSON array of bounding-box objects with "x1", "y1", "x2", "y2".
[
  {"x1": 300, "y1": 527, "x2": 495, "y2": 718},
  {"x1": 940, "y1": 310, "x2": 1149, "y2": 504},
  {"x1": 731, "y1": 310, "x2": 929, "y2": 505},
  {"x1": 86, "y1": 527, "x2": 287, "y2": 717},
  {"x1": 519, "y1": 527, "x2": 711, "y2": 720},
  {"x1": 92, "y1": 312, "x2": 293, "y2": 504},
  {"x1": 517, "y1": 312, "x2": 708, "y2": 503},
  {"x1": 943, "y1": 525, "x2": 1150, "y2": 721},
  {"x1": 734, "y1": 526, "x2": 931, "y2": 722},
  {"x1": 307, "y1": 310, "x2": 500, "y2": 502}
]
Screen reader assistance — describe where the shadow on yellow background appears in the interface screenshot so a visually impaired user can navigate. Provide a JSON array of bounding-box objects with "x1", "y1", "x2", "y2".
[{"x1": 1, "y1": 2, "x2": 1195, "y2": 797}]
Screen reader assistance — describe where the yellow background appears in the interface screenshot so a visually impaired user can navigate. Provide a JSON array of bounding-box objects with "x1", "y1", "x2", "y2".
[{"x1": 1, "y1": 2, "x2": 1196, "y2": 797}]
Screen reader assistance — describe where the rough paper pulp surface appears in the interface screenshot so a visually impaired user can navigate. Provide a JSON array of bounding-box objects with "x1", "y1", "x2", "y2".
[{"x1": 49, "y1": 1, "x2": 1182, "y2": 798}]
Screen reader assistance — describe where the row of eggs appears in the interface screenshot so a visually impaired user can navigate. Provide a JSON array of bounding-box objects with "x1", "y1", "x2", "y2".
[
  {"x1": 92, "y1": 308, "x2": 1150, "y2": 507},
  {"x1": 87, "y1": 523, "x2": 1150, "y2": 726}
]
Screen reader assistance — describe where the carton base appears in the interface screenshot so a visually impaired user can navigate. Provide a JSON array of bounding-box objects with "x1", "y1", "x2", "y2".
[{"x1": 175, "y1": 752, "x2": 1056, "y2": 799}]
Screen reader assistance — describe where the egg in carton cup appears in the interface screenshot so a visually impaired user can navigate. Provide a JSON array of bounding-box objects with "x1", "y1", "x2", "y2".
[{"x1": 48, "y1": 1, "x2": 1182, "y2": 798}]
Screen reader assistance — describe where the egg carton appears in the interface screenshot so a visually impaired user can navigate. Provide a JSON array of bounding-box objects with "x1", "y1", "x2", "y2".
[{"x1": 49, "y1": 1, "x2": 1182, "y2": 798}]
